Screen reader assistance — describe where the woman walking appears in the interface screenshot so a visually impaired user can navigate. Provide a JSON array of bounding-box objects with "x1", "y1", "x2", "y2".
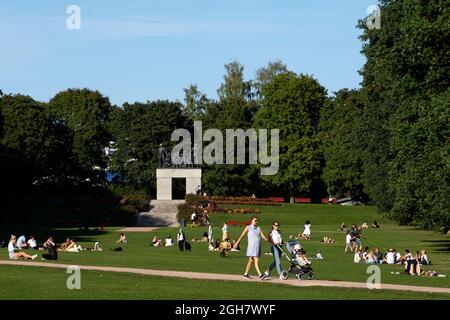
[
  {"x1": 234, "y1": 216, "x2": 268, "y2": 279},
  {"x1": 262, "y1": 221, "x2": 283, "y2": 280}
]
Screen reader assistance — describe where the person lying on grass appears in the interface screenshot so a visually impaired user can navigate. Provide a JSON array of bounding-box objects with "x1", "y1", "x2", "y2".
[
  {"x1": 8, "y1": 236, "x2": 37, "y2": 260},
  {"x1": 191, "y1": 232, "x2": 208, "y2": 242},
  {"x1": 320, "y1": 236, "x2": 336, "y2": 244}
]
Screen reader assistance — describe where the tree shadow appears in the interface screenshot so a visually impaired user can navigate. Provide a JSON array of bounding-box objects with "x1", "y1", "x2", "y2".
[
  {"x1": 0, "y1": 226, "x2": 112, "y2": 246},
  {"x1": 420, "y1": 240, "x2": 450, "y2": 253}
]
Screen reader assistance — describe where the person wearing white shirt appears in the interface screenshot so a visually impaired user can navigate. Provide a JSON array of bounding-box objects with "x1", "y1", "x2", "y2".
[
  {"x1": 262, "y1": 222, "x2": 284, "y2": 280},
  {"x1": 190, "y1": 212, "x2": 197, "y2": 227},
  {"x1": 7, "y1": 236, "x2": 37, "y2": 260},
  {"x1": 222, "y1": 222, "x2": 229, "y2": 240},
  {"x1": 345, "y1": 232, "x2": 352, "y2": 253},
  {"x1": 27, "y1": 236, "x2": 37, "y2": 249},
  {"x1": 354, "y1": 250, "x2": 363, "y2": 263},
  {"x1": 177, "y1": 229, "x2": 185, "y2": 252},
  {"x1": 17, "y1": 235, "x2": 28, "y2": 249},
  {"x1": 385, "y1": 249, "x2": 396, "y2": 264},
  {"x1": 207, "y1": 223, "x2": 213, "y2": 242},
  {"x1": 165, "y1": 235, "x2": 173, "y2": 247},
  {"x1": 300, "y1": 220, "x2": 312, "y2": 240}
]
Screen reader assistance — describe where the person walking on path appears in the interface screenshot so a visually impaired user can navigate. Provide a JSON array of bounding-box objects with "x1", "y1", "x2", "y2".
[
  {"x1": 234, "y1": 216, "x2": 269, "y2": 279},
  {"x1": 262, "y1": 221, "x2": 283, "y2": 280}
]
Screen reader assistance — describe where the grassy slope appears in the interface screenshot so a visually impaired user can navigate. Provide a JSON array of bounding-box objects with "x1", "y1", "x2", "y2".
[
  {"x1": 0, "y1": 265, "x2": 448, "y2": 300},
  {"x1": 1, "y1": 204, "x2": 449, "y2": 291}
]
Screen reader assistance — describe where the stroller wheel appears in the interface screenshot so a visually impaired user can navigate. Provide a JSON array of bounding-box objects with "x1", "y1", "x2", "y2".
[
  {"x1": 280, "y1": 270, "x2": 289, "y2": 280},
  {"x1": 308, "y1": 272, "x2": 315, "y2": 280},
  {"x1": 296, "y1": 272, "x2": 304, "y2": 281}
]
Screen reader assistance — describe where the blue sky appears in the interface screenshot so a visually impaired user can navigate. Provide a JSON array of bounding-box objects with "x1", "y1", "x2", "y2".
[{"x1": 1, "y1": 0, "x2": 375, "y2": 106}]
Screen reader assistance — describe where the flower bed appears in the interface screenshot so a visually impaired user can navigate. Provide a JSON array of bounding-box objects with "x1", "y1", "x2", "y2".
[{"x1": 222, "y1": 207, "x2": 261, "y2": 214}]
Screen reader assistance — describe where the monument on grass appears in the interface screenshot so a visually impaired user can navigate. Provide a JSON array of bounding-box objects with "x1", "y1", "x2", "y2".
[{"x1": 137, "y1": 144, "x2": 201, "y2": 226}]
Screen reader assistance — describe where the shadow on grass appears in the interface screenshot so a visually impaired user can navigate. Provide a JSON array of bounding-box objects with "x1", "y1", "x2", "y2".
[
  {"x1": 421, "y1": 240, "x2": 450, "y2": 253},
  {"x1": 0, "y1": 226, "x2": 113, "y2": 246}
]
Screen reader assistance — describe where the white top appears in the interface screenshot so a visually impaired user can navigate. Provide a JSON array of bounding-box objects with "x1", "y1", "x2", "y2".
[
  {"x1": 354, "y1": 253, "x2": 362, "y2": 263},
  {"x1": 190, "y1": 213, "x2": 196, "y2": 221},
  {"x1": 177, "y1": 232, "x2": 184, "y2": 241},
  {"x1": 303, "y1": 224, "x2": 311, "y2": 235},
  {"x1": 270, "y1": 230, "x2": 282, "y2": 245},
  {"x1": 345, "y1": 234, "x2": 352, "y2": 243},
  {"x1": 165, "y1": 238, "x2": 173, "y2": 246},
  {"x1": 222, "y1": 224, "x2": 228, "y2": 233},
  {"x1": 27, "y1": 239, "x2": 37, "y2": 248},
  {"x1": 405, "y1": 252, "x2": 414, "y2": 260},
  {"x1": 386, "y1": 252, "x2": 395, "y2": 264},
  {"x1": 17, "y1": 236, "x2": 26, "y2": 248},
  {"x1": 8, "y1": 242, "x2": 15, "y2": 254}
]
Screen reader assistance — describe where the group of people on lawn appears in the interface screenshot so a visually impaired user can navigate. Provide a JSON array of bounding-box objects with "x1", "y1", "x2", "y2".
[{"x1": 6, "y1": 232, "x2": 107, "y2": 261}]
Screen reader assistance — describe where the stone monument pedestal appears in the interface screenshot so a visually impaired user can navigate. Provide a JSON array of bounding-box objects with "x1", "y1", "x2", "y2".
[
  {"x1": 156, "y1": 168, "x2": 201, "y2": 200},
  {"x1": 137, "y1": 168, "x2": 202, "y2": 227}
]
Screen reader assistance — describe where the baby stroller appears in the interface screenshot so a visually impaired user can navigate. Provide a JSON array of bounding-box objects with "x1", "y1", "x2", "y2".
[{"x1": 278, "y1": 240, "x2": 315, "y2": 280}]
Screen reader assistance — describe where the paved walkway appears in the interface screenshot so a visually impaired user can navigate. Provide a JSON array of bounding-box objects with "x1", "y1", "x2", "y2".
[{"x1": 1, "y1": 260, "x2": 449, "y2": 294}]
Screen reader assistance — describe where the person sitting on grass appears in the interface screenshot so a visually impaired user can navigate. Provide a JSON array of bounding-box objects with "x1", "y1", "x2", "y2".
[
  {"x1": 361, "y1": 222, "x2": 369, "y2": 229},
  {"x1": 374, "y1": 247, "x2": 383, "y2": 264},
  {"x1": 212, "y1": 239, "x2": 221, "y2": 251},
  {"x1": 339, "y1": 222, "x2": 348, "y2": 232},
  {"x1": 65, "y1": 239, "x2": 82, "y2": 252},
  {"x1": 371, "y1": 220, "x2": 380, "y2": 228},
  {"x1": 27, "y1": 235, "x2": 37, "y2": 250},
  {"x1": 299, "y1": 220, "x2": 311, "y2": 240},
  {"x1": 8, "y1": 236, "x2": 37, "y2": 260},
  {"x1": 16, "y1": 235, "x2": 28, "y2": 249},
  {"x1": 91, "y1": 242, "x2": 102, "y2": 251},
  {"x1": 165, "y1": 235, "x2": 173, "y2": 247},
  {"x1": 116, "y1": 233, "x2": 127, "y2": 243},
  {"x1": 43, "y1": 237, "x2": 55, "y2": 250},
  {"x1": 366, "y1": 250, "x2": 377, "y2": 264},
  {"x1": 230, "y1": 239, "x2": 240, "y2": 252},
  {"x1": 219, "y1": 238, "x2": 232, "y2": 257},
  {"x1": 420, "y1": 250, "x2": 430, "y2": 265},
  {"x1": 42, "y1": 239, "x2": 58, "y2": 260},
  {"x1": 151, "y1": 236, "x2": 162, "y2": 246},
  {"x1": 354, "y1": 249, "x2": 363, "y2": 263},
  {"x1": 59, "y1": 238, "x2": 72, "y2": 251}
]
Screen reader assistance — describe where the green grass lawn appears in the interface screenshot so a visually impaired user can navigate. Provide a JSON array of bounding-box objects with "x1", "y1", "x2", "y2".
[
  {"x1": 1, "y1": 204, "x2": 449, "y2": 299},
  {"x1": 0, "y1": 265, "x2": 448, "y2": 300}
]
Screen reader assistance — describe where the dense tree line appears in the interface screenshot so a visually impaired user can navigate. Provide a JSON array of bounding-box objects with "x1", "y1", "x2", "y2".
[{"x1": 0, "y1": 0, "x2": 447, "y2": 231}]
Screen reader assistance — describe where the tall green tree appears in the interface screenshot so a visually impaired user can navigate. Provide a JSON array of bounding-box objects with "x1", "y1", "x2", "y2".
[
  {"x1": 0, "y1": 95, "x2": 66, "y2": 194},
  {"x1": 202, "y1": 61, "x2": 260, "y2": 196},
  {"x1": 109, "y1": 100, "x2": 185, "y2": 194},
  {"x1": 319, "y1": 89, "x2": 366, "y2": 199},
  {"x1": 47, "y1": 88, "x2": 112, "y2": 183},
  {"x1": 254, "y1": 60, "x2": 290, "y2": 99},
  {"x1": 358, "y1": 0, "x2": 449, "y2": 229},
  {"x1": 255, "y1": 73, "x2": 327, "y2": 202}
]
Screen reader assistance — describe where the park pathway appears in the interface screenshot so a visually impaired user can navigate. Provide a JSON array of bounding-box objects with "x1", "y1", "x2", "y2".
[{"x1": 1, "y1": 260, "x2": 449, "y2": 294}]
